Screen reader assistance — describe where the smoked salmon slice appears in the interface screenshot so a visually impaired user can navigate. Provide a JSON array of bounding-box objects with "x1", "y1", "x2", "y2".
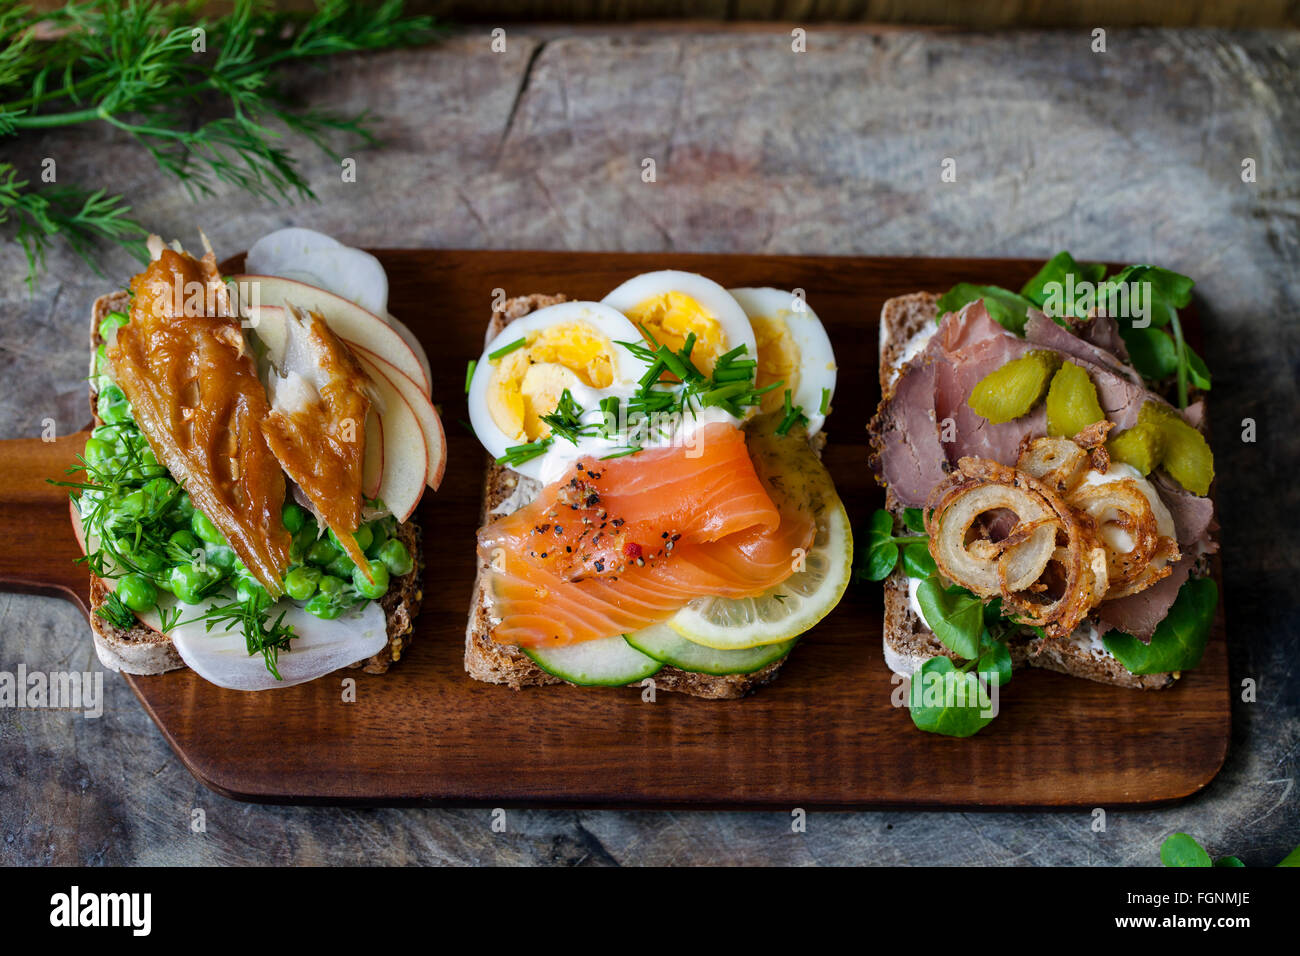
[
  {"x1": 478, "y1": 422, "x2": 816, "y2": 647},
  {"x1": 478, "y1": 422, "x2": 779, "y2": 584}
]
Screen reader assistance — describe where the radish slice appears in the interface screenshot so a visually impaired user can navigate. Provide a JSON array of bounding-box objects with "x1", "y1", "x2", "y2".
[
  {"x1": 73, "y1": 501, "x2": 387, "y2": 691},
  {"x1": 167, "y1": 599, "x2": 388, "y2": 691}
]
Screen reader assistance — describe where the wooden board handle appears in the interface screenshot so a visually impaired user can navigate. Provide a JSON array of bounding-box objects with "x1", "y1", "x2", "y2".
[{"x1": 0, "y1": 431, "x2": 92, "y2": 613}]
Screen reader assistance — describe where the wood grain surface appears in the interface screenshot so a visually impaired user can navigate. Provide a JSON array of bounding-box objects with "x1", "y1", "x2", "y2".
[{"x1": 0, "y1": 249, "x2": 1229, "y2": 808}]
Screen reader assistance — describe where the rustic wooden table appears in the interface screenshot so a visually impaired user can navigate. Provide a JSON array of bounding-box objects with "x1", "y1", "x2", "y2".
[{"x1": 2, "y1": 26, "x2": 1296, "y2": 866}]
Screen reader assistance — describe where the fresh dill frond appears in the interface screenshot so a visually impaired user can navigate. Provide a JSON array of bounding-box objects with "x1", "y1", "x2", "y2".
[{"x1": 1, "y1": 0, "x2": 441, "y2": 286}]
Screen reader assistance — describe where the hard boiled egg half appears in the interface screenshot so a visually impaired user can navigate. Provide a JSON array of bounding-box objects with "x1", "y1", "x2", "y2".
[
  {"x1": 468, "y1": 302, "x2": 645, "y2": 480},
  {"x1": 729, "y1": 287, "x2": 837, "y2": 437},
  {"x1": 602, "y1": 271, "x2": 757, "y2": 377}
]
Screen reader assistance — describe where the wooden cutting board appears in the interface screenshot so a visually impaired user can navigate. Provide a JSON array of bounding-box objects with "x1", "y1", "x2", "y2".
[{"x1": 0, "y1": 251, "x2": 1229, "y2": 808}]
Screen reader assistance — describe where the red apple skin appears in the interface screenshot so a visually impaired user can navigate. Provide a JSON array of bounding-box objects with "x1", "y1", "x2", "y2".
[
  {"x1": 344, "y1": 339, "x2": 446, "y2": 491},
  {"x1": 234, "y1": 275, "x2": 430, "y2": 394}
]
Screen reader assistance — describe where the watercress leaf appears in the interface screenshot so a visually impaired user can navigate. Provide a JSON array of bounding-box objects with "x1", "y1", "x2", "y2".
[
  {"x1": 977, "y1": 639, "x2": 1013, "y2": 688},
  {"x1": 901, "y1": 541, "x2": 936, "y2": 579},
  {"x1": 1118, "y1": 325, "x2": 1178, "y2": 381},
  {"x1": 1215, "y1": 856, "x2": 1245, "y2": 868},
  {"x1": 1103, "y1": 577, "x2": 1217, "y2": 674},
  {"x1": 916, "y1": 576, "x2": 983, "y2": 660},
  {"x1": 907, "y1": 656, "x2": 997, "y2": 737},
  {"x1": 861, "y1": 509, "x2": 900, "y2": 582},
  {"x1": 1161, "y1": 833, "x2": 1213, "y2": 867},
  {"x1": 1020, "y1": 251, "x2": 1106, "y2": 316},
  {"x1": 1184, "y1": 343, "x2": 1212, "y2": 391},
  {"x1": 1277, "y1": 844, "x2": 1300, "y2": 867},
  {"x1": 902, "y1": 507, "x2": 927, "y2": 534},
  {"x1": 936, "y1": 283, "x2": 1036, "y2": 335}
]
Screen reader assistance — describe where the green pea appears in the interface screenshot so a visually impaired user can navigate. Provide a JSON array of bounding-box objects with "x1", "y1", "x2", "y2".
[
  {"x1": 170, "y1": 562, "x2": 220, "y2": 604},
  {"x1": 137, "y1": 447, "x2": 167, "y2": 479},
  {"x1": 172, "y1": 493, "x2": 195, "y2": 523},
  {"x1": 317, "y1": 575, "x2": 346, "y2": 598},
  {"x1": 376, "y1": 539, "x2": 412, "y2": 576},
  {"x1": 236, "y1": 576, "x2": 270, "y2": 610},
  {"x1": 116, "y1": 573, "x2": 157, "y2": 613},
  {"x1": 326, "y1": 553, "x2": 355, "y2": 579},
  {"x1": 98, "y1": 311, "x2": 129, "y2": 340},
  {"x1": 91, "y1": 424, "x2": 122, "y2": 443},
  {"x1": 120, "y1": 543, "x2": 167, "y2": 574},
  {"x1": 283, "y1": 565, "x2": 321, "y2": 601},
  {"x1": 282, "y1": 502, "x2": 308, "y2": 534},
  {"x1": 97, "y1": 392, "x2": 131, "y2": 425},
  {"x1": 352, "y1": 559, "x2": 390, "y2": 600},
  {"x1": 83, "y1": 437, "x2": 114, "y2": 464},
  {"x1": 117, "y1": 489, "x2": 148, "y2": 517},
  {"x1": 307, "y1": 537, "x2": 339, "y2": 566},
  {"x1": 168, "y1": 529, "x2": 202, "y2": 557},
  {"x1": 330, "y1": 524, "x2": 373, "y2": 553},
  {"x1": 192, "y1": 509, "x2": 226, "y2": 546},
  {"x1": 142, "y1": 476, "x2": 178, "y2": 513},
  {"x1": 365, "y1": 521, "x2": 389, "y2": 558},
  {"x1": 206, "y1": 546, "x2": 237, "y2": 572},
  {"x1": 304, "y1": 593, "x2": 344, "y2": 619}
]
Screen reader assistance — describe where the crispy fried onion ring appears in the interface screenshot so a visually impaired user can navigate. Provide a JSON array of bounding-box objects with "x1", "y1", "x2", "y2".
[
  {"x1": 1016, "y1": 437, "x2": 1089, "y2": 496},
  {"x1": 926, "y1": 457, "x2": 1106, "y2": 638},
  {"x1": 1067, "y1": 479, "x2": 1180, "y2": 599}
]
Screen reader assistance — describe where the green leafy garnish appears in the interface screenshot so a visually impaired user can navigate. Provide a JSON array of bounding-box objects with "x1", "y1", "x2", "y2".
[
  {"x1": 774, "y1": 388, "x2": 808, "y2": 436},
  {"x1": 1, "y1": 0, "x2": 441, "y2": 287},
  {"x1": 495, "y1": 439, "x2": 552, "y2": 468},
  {"x1": 857, "y1": 508, "x2": 928, "y2": 582},
  {"x1": 1102, "y1": 577, "x2": 1217, "y2": 674},
  {"x1": 94, "y1": 591, "x2": 136, "y2": 630},
  {"x1": 914, "y1": 576, "x2": 984, "y2": 660},
  {"x1": 936, "y1": 283, "x2": 1037, "y2": 335},
  {"x1": 819, "y1": 387, "x2": 831, "y2": 416},
  {"x1": 464, "y1": 359, "x2": 476, "y2": 394},
  {"x1": 906, "y1": 656, "x2": 998, "y2": 738},
  {"x1": 938, "y1": 252, "x2": 1209, "y2": 408},
  {"x1": 537, "y1": 388, "x2": 600, "y2": 446},
  {"x1": 1160, "y1": 832, "x2": 1214, "y2": 867}
]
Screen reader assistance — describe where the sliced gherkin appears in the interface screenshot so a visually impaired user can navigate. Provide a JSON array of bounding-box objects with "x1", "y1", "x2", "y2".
[
  {"x1": 1045, "y1": 361, "x2": 1105, "y2": 438},
  {"x1": 967, "y1": 350, "x2": 1061, "y2": 424},
  {"x1": 1138, "y1": 401, "x2": 1215, "y2": 495},
  {"x1": 1106, "y1": 422, "x2": 1165, "y2": 476}
]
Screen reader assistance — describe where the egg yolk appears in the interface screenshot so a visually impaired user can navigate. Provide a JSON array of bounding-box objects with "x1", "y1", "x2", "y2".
[
  {"x1": 488, "y1": 322, "x2": 615, "y2": 442},
  {"x1": 624, "y1": 291, "x2": 725, "y2": 373},
  {"x1": 752, "y1": 315, "x2": 801, "y2": 414}
]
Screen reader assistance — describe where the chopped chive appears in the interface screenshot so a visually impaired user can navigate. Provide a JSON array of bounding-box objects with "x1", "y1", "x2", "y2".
[
  {"x1": 819, "y1": 387, "x2": 831, "y2": 415},
  {"x1": 496, "y1": 438, "x2": 553, "y2": 467},
  {"x1": 600, "y1": 447, "x2": 643, "y2": 459},
  {"x1": 487, "y1": 337, "x2": 527, "y2": 361},
  {"x1": 464, "y1": 359, "x2": 477, "y2": 394}
]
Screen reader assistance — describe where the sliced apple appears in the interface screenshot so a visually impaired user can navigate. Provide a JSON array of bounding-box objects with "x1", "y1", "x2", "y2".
[
  {"x1": 234, "y1": 275, "x2": 430, "y2": 395},
  {"x1": 347, "y1": 342, "x2": 446, "y2": 490},
  {"x1": 358, "y1": 357, "x2": 428, "y2": 522},
  {"x1": 361, "y1": 406, "x2": 384, "y2": 499}
]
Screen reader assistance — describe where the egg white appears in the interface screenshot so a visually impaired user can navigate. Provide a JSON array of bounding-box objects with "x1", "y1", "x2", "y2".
[
  {"x1": 728, "y1": 287, "x2": 837, "y2": 437},
  {"x1": 602, "y1": 270, "x2": 757, "y2": 375},
  {"x1": 467, "y1": 301, "x2": 645, "y2": 480}
]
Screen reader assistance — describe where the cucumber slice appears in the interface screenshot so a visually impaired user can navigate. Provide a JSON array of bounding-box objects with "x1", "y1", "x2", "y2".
[
  {"x1": 624, "y1": 623, "x2": 796, "y2": 675},
  {"x1": 524, "y1": 634, "x2": 662, "y2": 686}
]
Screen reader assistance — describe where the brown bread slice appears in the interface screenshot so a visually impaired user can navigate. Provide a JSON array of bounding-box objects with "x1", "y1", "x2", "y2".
[
  {"x1": 84, "y1": 291, "x2": 423, "y2": 677},
  {"x1": 463, "y1": 294, "x2": 787, "y2": 699},
  {"x1": 874, "y1": 292, "x2": 1176, "y2": 691}
]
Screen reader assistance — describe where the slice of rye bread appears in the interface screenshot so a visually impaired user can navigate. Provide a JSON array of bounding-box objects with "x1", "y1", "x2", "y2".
[
  {"x1": 85, "y1": 291, "x2": 424, "y2": 677},
  {"x1": 463, "y1": 293, "x2": 787, "y2": 700},
  {"x1": 874, "y1": 292, "x2": 1176, "y2": 691}
]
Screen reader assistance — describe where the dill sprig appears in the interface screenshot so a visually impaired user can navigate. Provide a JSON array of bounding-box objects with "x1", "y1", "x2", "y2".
[{"x1": 1, "y1": 0, "x2": 440, "y2": 286}]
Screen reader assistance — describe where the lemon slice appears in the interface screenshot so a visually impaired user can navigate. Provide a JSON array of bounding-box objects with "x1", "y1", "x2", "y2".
[{"x1": 668, "y1": 496, "x2": 853, "y2": 650}]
